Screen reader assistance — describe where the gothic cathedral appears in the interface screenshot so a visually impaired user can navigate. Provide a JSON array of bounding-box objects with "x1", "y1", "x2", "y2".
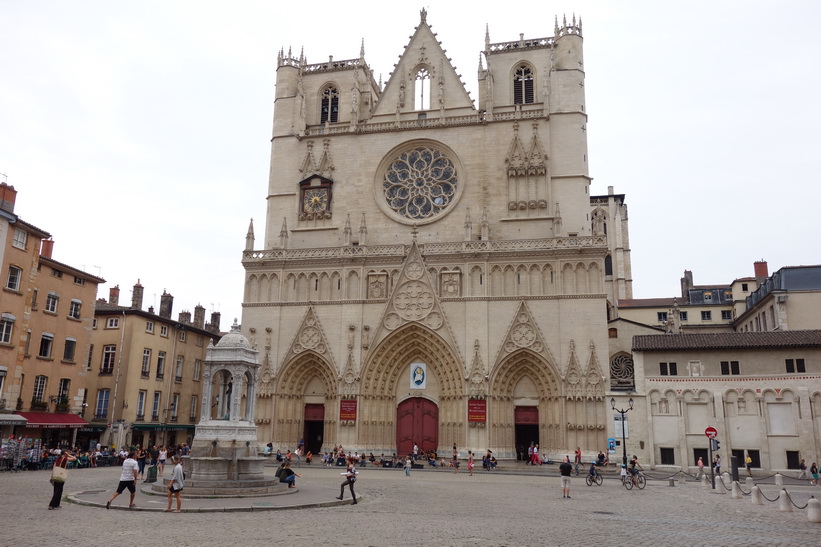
[{"x1": 241, "y1": 10, "x2": 632, "y2": 459}]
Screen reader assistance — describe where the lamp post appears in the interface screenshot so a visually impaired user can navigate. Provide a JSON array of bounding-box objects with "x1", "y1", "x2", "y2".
[{"x1": 611, "y1": 397, "x2": 634, "y2": 467}]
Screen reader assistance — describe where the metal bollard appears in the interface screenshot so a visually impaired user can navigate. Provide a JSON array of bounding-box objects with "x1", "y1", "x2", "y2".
[
  {"x1": 779, "y1": 490, "x2": 792, "y2": 512},
  {"x1": 807, "y1": 497, "x2": 821, "y2": 523},
  {"x1": 751, "y1": 486, "x2": 763, "y2": 505},
  {"x1": 731, "y1": 481, "x2": 742, "y2": 499},
  {"x1": 774, "y1": 473, "x2": 783, "y2": 487}
]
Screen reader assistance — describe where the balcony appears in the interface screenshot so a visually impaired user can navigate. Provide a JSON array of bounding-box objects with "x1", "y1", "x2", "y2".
[
  {"x1": 151, "y1": 414, "x2": 159, "y2": 421},
  {"x1": 135, "y1": 414, "x2": 145, "y2": 422},
  {"x1": 93, "y1": 412, "x2": 108, "y2": 421},
  {"x1": 99, "y1": 367, "x2": 113, "y2": 376},
  {"x1": 170, "y1": 416, "x2": 178, "y2": 423},
  {"x1": 174, "y1": 376, "x2": 182, "y2": 383}
]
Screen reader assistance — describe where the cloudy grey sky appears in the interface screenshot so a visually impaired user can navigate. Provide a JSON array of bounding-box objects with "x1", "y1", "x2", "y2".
[{"x1": 2, "y1": 0, "x2": 819, "y2": 326}]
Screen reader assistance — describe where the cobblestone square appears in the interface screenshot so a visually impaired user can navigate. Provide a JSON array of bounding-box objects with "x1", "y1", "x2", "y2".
[{"x1": 2, "y1": 464, "x2": 819, "y2": 545}]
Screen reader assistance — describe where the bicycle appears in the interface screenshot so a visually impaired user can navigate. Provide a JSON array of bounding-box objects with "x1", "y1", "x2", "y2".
[
  {"x1": 621, "y1": 472, "x2": 633, "y2": 490},
  {"x1": 635, "y1": 470, "x2": 646, "y2": 489},
  {"x1": 585, "y1": 468, "x2": 603, "y2": 486},
  {"x1": 623, "y1": 469, "x2": 646, "y2": 490}
]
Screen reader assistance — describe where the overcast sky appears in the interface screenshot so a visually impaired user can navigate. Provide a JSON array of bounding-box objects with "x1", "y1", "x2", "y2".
[{"x1": 2, "y1": 1, "x2": 819, "y2": 327}]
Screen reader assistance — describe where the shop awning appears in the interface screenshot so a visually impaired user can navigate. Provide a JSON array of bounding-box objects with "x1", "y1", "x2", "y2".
[
  {"x1": 0, "y1": 414, "x2": 27, "y2": 426},
  {"x1": 131, "y1": 424, "x2": 196, "y2": 432},
  {"x1": 17, "y1": 412, "x2": 88, "y2": 429}
]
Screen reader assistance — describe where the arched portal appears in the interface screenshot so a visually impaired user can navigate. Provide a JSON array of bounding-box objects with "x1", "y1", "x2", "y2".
[
  {"x1": 273, "y1": 351, "x2": 338, "y2": 451},
  {"x1": 361, "y1": 324, "x2": 464, "y2": 454},
  {"x1": 489, "y1": 349, "x2": 562, "y2": 458},
  {"x1": 396, "y1": 397, "x2": 438, "y2": 456}
]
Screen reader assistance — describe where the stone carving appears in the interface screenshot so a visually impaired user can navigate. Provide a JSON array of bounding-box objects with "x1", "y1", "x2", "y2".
[
  {"x1": 284, "y1": 306, "x2": 335, "y2": 368},
  {"x1": 440, "y1": 270, "x2": 461, "y2": 297}
]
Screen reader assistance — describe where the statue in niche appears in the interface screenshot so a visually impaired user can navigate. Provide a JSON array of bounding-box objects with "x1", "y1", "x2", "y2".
[
  {"x1": 399, "y1": 82, "x2": 406, "y2": 108},
  {"x1": 659, "y1": 399, "x2": 669, "y2": 414},
  {"x1": 738, "y1": 397, "x2": 746, "y2": 413}
]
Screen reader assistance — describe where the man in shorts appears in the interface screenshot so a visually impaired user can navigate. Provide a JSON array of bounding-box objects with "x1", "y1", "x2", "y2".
[
  {"x1": 559, "y1": 456, "x2": 573, "y2": 498},
  {"x1": 106, "y1": 450, "x2": 139, "y2": 509}
]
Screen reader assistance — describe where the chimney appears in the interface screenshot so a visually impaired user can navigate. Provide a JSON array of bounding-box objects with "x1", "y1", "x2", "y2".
[
  {"x1": 0, "y1": 183, "x2": 17, "y2": 213},
  {"x1": 194, "y1": 305, "x2": 205, "y2": 328},
  {"x1": 148, "y1": 305, "x2": 155, "y2": 315},
  {"x1": 131, "y1": 279, "x2": 144, "y2": 310},
  {"x1": 109, "y1": 285, "x2": 120, "y2": 306},
  {"x1": 754, "y1": 260, "x2": 769, "y2": 279},
  {"x1": 680, "y1": 270, "x2": 693, "y2": 300},
  {"x1": 40, "y1": 239, "x2": 54, "y2": 259},
  {"x1": 209, "y1": 311, "x2": 221, "y2": 333},
  {"x1": 178, "y1": 310, "x2": 191, "y2": 324},
  {"x1": 159, "y1": 291, "x2": 173, "y2": 319}
]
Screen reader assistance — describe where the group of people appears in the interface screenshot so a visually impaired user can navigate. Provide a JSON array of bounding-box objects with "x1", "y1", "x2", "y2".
[
  {"x1": 104, "y1": 448, "x2": 186, "y2": 512},
  {"x1": 797, "y1": 459, "x2": 819, "y2": 485}
]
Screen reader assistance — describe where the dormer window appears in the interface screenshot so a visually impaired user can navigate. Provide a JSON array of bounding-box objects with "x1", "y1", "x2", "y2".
[
  {"x1": 320, "y1": 86, "x2": 339, "y2": 123},
  {"x1": 414, "y1": 68, "x2": 431, "y2": 110},
  {"x1": 514, "y1": 65, "x2": 534, "y2": 104}
]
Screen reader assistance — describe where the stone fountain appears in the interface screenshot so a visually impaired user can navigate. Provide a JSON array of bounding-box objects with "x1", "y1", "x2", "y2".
[{"x1": 153, "y1": 320, "x2": 282, "y2": 496}]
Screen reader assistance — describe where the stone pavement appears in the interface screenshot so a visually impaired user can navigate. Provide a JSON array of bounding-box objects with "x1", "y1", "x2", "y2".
[{"x1": 1, "y1": 462, "x2": 820, "y2": 545}]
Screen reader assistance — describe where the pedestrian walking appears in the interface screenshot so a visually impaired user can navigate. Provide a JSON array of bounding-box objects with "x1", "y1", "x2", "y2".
[
  {"x1": 404, "y1": 455, "x2": 412, "y2": 476},
  {"x1": 337, "y1": 458, "x2": 358, "y2": 504},
  {"x1": 452, "y1": 444, "x2": 459, "y2": 473},
  {"x1": 106, "y1": 450, "x2": 139, "y2": 509},
  {"x1": 136, "y1": 445, "x2": 147, "y2": 479},
  {"x1": 799, "y1": 458, "x2": 807, "y2": 480},
  {"x1": 158, "y1": 445, "x2": 168, "y2": 475},
  {"x1": 696, "y1": 456, "x2": 704, "y2": 479},
  {"x1": 810, "y1": 462, "x2": 818, "y2": 486},
  {"x1": 164, "y1": 455, "x2": 185, "y2": 512},
  {"x1": 559, "y1": 456, "x2": 573, "y2": 499},
  {"x1": 48, "y1": 449, "x2": 77, "y2": 510},
  {"x1": 574, "y1": 447, "x2": 582, "y2": 475},
  {"x1": 468, "y1": 451, "x2": 475, "y2": 476},
  {"x1": 745, "y1": 453, "x2": 753, "y2": 476},
  {"x1": 713, "y1": 454, "x2": 721, "y2": 475}
]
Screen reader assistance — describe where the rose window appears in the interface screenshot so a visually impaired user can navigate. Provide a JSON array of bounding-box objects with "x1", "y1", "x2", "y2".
[{"x1": 383, "y1": 146, "x2": 458, "y2": 220}]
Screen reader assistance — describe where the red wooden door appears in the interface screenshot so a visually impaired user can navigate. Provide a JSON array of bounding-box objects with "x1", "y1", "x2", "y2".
[
  {"x1": 396, "y1": 398, "x2": 438, "y2": 456},
  {"x1": 515, "y1": 405, "x2": 539, "y2": 424}
]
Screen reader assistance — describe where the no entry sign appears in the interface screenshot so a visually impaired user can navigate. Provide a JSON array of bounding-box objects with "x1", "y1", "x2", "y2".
[{"x1": 705, "y1": 426, "x2": 718, "y2": 439}]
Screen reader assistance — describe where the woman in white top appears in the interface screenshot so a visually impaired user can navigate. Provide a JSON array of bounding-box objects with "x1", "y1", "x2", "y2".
[
  {"x1": 158, "y1": 446, "x2": 168, "y2": 475},
  {"x1": 165, "y1": 455, "x2": 184, "y2": 512}
]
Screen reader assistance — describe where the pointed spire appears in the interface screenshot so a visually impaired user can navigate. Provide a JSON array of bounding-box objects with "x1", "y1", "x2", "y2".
[
  {"x1": 554, "y1": 16, "x2": 559, "y2": 36},
  {"x1": 359, "y1": 213, "x2": 368, "y2": 246},
  {"x1": 484, "y1": 23, "x2": 490, "y2": 52},
  {"x1": 245, "y1": 218, "x2": 255, "y2": 251},
  {"x1": 420, "y1": 7, "x2": 427, "y2": 24},
  {"x1": 553, "y1": 203, "x2": 563, "y2": 236},
  {"x1": 478, "y1": 52, "x2": 484, "y2": 72},
  {"x1": 279, "y1": 217, "x2": 289, "y2": 249},
  {"x1": 360, "y1": 38, "x2": 365, "y2": 62},
  {"x1": 563, "y1": 14, "x2": 567, "y2": 27},
  {"x1": 343, "y1": 213, "x2": 352, "y2": 246},
  {"x1": 572, "y1": 13, "x2": 576, "y2": 27},
  {"x1": 480, "y1": 206, "x2": 490, "y2": 241}
]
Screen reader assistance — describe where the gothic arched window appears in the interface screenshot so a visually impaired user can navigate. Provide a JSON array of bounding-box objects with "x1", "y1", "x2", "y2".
[
  {"x1": 320, "y1": 86, "x2": 339, "y2": 124},
  {"x1": 513, "y1": 65, "x2": 534, "y2": 105},
  {"x1": 414, "y1": 69, "x2": 431, "y2": 110}
]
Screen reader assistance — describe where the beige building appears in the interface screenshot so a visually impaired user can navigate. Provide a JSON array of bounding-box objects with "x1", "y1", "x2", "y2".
[
  {"x1": 86, "y1": 283, "x2": 221, "y2": 450},
  {"x1": 241, "y1": 12, "x2": 634, "y2": 460},
  {"x1": 633, "y1": 330, "x2": 821, "y2": 473},
  {"x1": 0, "y1": 182, "x2": 105, "y2": 446}
]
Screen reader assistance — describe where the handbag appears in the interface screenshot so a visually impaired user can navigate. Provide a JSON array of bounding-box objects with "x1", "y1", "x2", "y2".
[{"x1": 52, "y1": 465, "x2": 68, "y2": 483}]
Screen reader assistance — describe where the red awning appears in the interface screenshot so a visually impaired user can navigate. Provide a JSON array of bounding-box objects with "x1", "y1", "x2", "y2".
[{"x1": 16, "y1": 412, "x2": 89, "y2": 429}]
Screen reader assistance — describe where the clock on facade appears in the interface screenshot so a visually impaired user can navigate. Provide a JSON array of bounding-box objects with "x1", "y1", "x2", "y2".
[{"x1": 302, "y1": 187, "x2": 330, "y2": 213}]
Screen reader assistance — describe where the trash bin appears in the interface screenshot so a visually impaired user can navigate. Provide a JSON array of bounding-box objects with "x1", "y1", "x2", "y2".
[{"x1": 145, "y1": 464, "x2": 158, "y2": 483}]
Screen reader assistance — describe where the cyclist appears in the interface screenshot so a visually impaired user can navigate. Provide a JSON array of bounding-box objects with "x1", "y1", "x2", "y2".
[
  {"x1": 588, "y1": 460, "x2": 597, "y2": 479},
  {"x1": 628, "y1": 455, "x2": 643, "y2": 486}
]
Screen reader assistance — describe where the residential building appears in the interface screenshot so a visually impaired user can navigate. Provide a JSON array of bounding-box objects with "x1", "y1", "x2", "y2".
[
  {"x1": 736, "y1": 264, "x2": 821, "y2": 333},
  {"x1": 86, "y1": 282, "x2": 221, "y2": 450},
  {"x1": 0, "y1": 182, "x2": 105, "y2": 446},
  {"x1": 632, "y1": 330, "x2": 821, "y2": 473}
]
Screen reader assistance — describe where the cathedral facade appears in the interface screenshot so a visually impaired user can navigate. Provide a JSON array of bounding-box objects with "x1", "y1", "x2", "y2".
[{"x1": 241, "y1": 11, "x2": 632, "y2": 459}]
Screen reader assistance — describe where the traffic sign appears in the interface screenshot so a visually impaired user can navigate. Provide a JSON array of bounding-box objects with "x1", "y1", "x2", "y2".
[{"x1": 705, "y1": 426, "x2": 718, "y2": 439}]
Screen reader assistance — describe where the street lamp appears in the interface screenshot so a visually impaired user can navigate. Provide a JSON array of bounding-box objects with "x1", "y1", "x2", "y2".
[{"x1": 611, "y1": 397, "x2": 634, "y2": 467}]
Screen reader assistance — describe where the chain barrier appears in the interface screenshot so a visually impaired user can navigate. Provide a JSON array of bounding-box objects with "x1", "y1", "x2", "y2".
[
  {"x1": 758, "y1": 488, "x2": 780, "y2": 502},
  {"x1": 716, "y1": 475, "x2": 733, "y2": 492},
  {"x1": 784, "y1": 490, "x2": 810, "y2": 510},
  {"x1": 643, "y1": 470, "x2": 682, "y2": 481}
]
